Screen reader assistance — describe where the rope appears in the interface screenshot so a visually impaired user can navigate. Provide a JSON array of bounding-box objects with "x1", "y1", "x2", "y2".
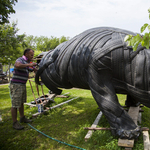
[{"x1": 28, "y1": 123, "x2": 86, "y2": 150}]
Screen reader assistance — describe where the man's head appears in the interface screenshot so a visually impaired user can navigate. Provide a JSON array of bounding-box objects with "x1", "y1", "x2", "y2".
[{"x1": 24, "y1": 48, "x2": 34, "y2": 61}]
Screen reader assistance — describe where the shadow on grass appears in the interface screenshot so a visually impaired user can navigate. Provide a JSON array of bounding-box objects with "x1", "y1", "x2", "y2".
[
  {"x1": 24, "y1": 96, "x2": 114, "y2": 150},
  {"x1": 0, "y1": 87, "x2": 149, "y2": 150},
  {"x1": 0, "y1": 86, "x2": 10, "y2": 99}
]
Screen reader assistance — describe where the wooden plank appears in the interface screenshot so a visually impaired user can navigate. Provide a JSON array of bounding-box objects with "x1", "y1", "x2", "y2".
[
  {"x1": 49, "y1": 97, "x2": 78, "y2": 109},
  {"x1": 48, "y1": 93, "x2": 57, "y2": 99},
  {"x1": 24, "y1": 103, "x2": 36, "y2": 107},
  {"x1": 32, "y1": 111, "x2": 44, "y2": 117},
  {"x1": 127, "y1": 106, "x2": 140, "y2": 125},
  {"x1": 118, "y1": 139, "x2": 134, "y2": 148},
  {"x1": 32, "y1": 97, "x2": 79, "y2": 117},
  {"x1": 49, "y1": 92, "x2": 70, "y2": 98},
  {"x1": 84, "y1": 127, "x2": 148, "y2": 131},
  {"x1": 143, "y1": 131, "x2": 150, "y2": 150},
  {"x1": 118, "y1": 106, "x2": 140, "y2": 148},
  {"x1": 84, "y1": 127, "x2": 111, "y2": 130},
  {"x1": 25, "y1": 93, "x2": 68, "y2": 108},
  {"x1": 138, "y1": 112, "x2": 142, "y2": 124},
  {"x1": 84, "y1": 111, "x2": 103, "y2": 141},
  {"x1": 56, "y1": 95, "x2": 69, "y2": 98}
]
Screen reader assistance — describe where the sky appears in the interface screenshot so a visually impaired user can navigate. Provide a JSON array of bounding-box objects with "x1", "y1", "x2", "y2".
[{"x1": 10, "y1": 0, "x2": 150, "y2": 38}]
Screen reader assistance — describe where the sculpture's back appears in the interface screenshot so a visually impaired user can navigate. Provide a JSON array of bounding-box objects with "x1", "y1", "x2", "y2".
[{"x1": 35, "y1": 27, "x2": 150, "y2": 139}]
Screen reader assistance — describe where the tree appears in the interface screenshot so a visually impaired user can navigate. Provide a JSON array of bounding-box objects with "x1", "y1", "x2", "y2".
[
  {"x1": 125, "y1": 8, "x2": 150, "y2": 51},
  {"x1": 23, "y1": 35, "x2": 37, "y2": 50},
  {"x1": 59, "y1": 36, "x2": 69, "y2": 44},
  {"x1": 0, "y1": 22, "x2": 25, "y2": 64},
  {"x1": 0, "y1": 0, "x2": 18, "y2": 24},
  {"x1": 24, "y1": 35, "x2": 69, "y2": 52}
]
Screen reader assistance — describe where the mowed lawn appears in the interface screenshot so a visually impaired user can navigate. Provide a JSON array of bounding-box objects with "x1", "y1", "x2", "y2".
[{"x1": 0, "y1": 81, "x2": 149, "y2": 150}]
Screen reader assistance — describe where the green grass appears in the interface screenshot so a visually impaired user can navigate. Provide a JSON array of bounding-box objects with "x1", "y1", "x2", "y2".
[{"x1": 0, "y1": 81, "x2": 149, "y2": 150}]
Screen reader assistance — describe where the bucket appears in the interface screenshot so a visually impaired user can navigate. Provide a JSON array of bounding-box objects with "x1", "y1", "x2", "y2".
[{"x1": 37, "y1": 104, "x2": 44, "y2": 113}]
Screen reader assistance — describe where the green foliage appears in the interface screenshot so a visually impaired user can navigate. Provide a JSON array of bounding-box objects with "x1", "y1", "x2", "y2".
[
  {"x1": 0, "y1": 21, "x2": 69, "y2": 65},
  {"x1": 34, "y1": 50, "x2": 43, "y2": 58},
  {"x1": 24, "y1": 35, "x2": 69, "y2": 51},
  {"x1": 0, "y1": 84, "x2": 149, "y2": 150},
  {"x1": 60, "y1": 36, "x2": 70, "y2": 44},
  {"x1": 0, "y1": 22, "x2": 26, "y2": 64},
  {"x1": 0, "y1": 0, "x2": 18, "y2": 24},
  {"x1": 124, "y1": 8, "x2": 150, "y2": 51}
]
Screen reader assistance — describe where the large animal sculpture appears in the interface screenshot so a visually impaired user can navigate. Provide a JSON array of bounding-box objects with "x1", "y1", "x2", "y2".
[{"x1": 35, "y1": 27, "x2": 150, "y2": 139}]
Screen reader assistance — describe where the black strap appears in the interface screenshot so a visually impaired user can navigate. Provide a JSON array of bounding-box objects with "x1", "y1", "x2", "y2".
[
  {"x1": 35, "y1": 60, "x2": 62, "y2": 95},
  {"x1": 35, "y1": 61, "x2": 52, "y2": 85}
]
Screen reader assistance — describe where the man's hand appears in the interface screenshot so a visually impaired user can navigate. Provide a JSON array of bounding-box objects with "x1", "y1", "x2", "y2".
[
  {"x1": 28, "y1": 62, "x2": 37, "y2": 67},
  {"x1": 33, "y1": 67, "x2": 38, "y2": 72}
]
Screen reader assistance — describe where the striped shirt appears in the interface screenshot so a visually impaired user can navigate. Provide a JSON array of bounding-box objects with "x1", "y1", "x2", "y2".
[{"x1": 11, "y1": 56, "x2": 30, "y2": 84}]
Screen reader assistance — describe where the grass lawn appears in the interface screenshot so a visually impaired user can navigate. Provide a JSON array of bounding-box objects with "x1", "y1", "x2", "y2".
[{"x1": 0, "y1": 81, "x2": 149, "y2": 150}]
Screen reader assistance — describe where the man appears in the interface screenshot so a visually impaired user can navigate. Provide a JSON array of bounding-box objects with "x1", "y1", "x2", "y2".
[{"x1": 10, "y1": 48, "x2": 37, "y2": 130}]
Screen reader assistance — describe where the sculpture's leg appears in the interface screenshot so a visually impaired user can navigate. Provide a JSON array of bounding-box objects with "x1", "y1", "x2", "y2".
[
  {"x1": 125, "y1": 95, "x2": 141, "y2": 107},
  {"x1": 88, "y1": 67, "x2": 141, "y2": 139}
]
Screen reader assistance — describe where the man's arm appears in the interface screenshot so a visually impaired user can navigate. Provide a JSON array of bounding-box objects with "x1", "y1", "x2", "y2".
[{"x1": 15, "y1": 61, "x2": 37, "y2": 69}]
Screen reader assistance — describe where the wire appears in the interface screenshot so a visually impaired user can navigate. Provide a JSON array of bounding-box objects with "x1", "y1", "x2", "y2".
[{"x1": 28, "y1": 123, "x2": 86, "y2": 150}]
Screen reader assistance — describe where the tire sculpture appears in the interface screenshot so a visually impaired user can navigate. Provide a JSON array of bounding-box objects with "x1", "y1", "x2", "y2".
[{"x1": 35, "y1": 27, "x2": 150, "y2": 139}]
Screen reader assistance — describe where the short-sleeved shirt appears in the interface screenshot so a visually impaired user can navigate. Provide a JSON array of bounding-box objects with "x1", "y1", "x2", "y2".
[{"x1": 11, "y1": 56, "x2": 29, "y2": 84}]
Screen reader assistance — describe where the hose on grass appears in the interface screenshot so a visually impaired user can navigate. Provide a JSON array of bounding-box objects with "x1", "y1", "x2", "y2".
[{"x1": 28, "y1": 123, "x2": 86, "y2": 150}]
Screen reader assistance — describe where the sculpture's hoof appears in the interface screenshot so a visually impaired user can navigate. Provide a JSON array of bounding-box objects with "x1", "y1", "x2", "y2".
[{"x1": 111, "y1": 126, "x2": 141, "y2": 139}]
